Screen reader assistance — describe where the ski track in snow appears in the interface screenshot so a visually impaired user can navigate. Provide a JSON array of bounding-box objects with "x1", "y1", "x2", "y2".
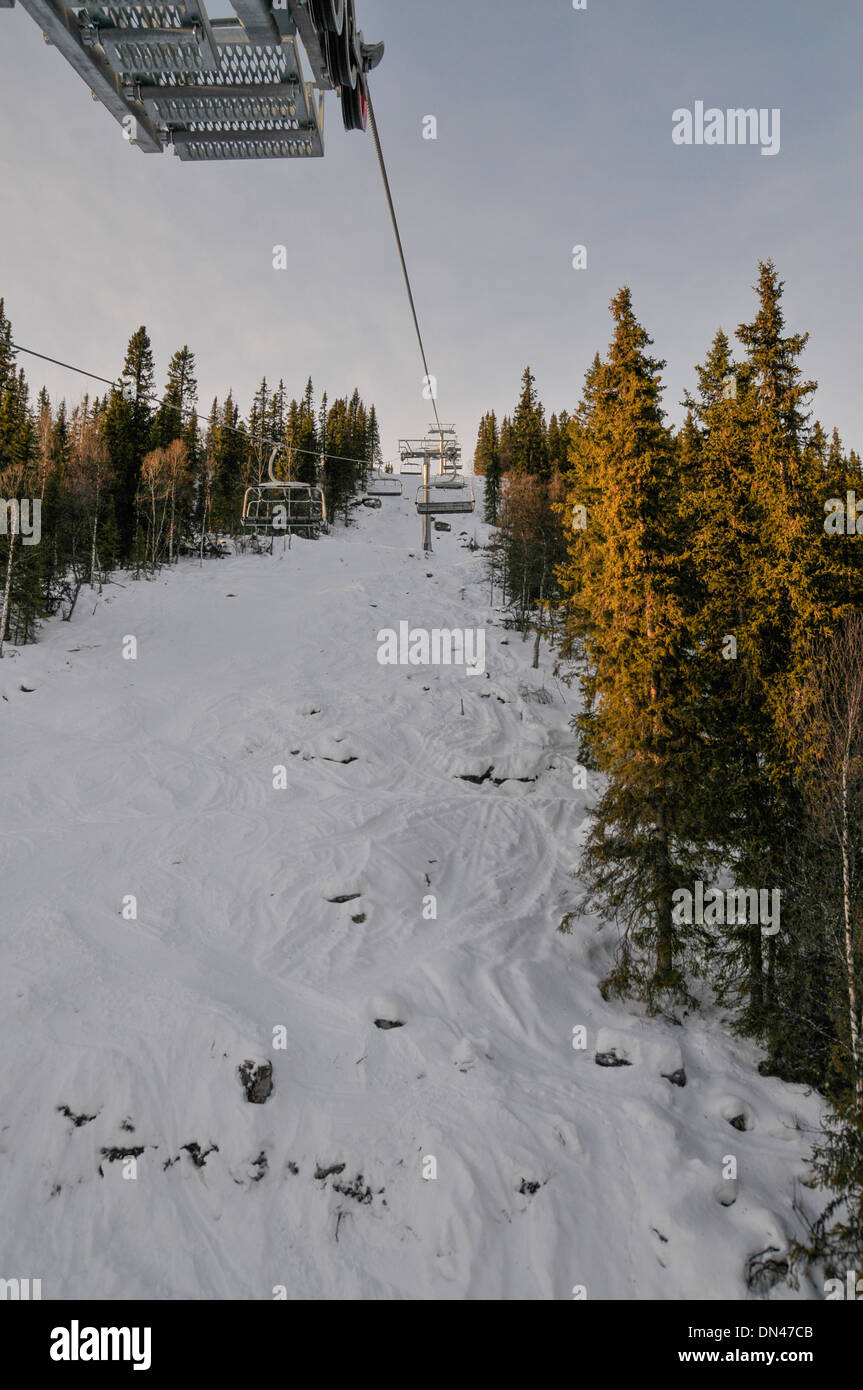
[{"x1": 0, "y1": 480, "x2": 828, "y2": 1300}]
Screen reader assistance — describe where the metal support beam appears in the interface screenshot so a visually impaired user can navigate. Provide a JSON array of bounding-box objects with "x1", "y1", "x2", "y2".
[
  {"x1": 171, "y1": 127, "x2": 314, "y2": 146},
  {"x1": 136, "y1": 81, "x2": 299, "y2": 102},
  {"x1": 287, "y1": 0, "x2": 333, "y2": 89},
  {"x1": 16, "y1": 0, "x2": 163, "y2": 150},
  {"x1": 422, "y1": 452, "x2": 432, "y2": 554},
  {"x1": 96, "y1": 27, "x2": 202, "y2": 46},
  {"x1": 230, "y1": 0, "x2": 281, "y2": 45}
]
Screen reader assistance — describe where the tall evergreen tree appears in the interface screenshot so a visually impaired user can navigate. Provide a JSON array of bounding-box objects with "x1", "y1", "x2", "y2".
[
  {"x1": 511, "y1": 367, "x2": 549, "y2": 480},
  {"x1": 104, "y1": 327, "x2": 155, "y2": 558},
  {"x1": 562, "y1": 289, "x2": 704, "y2": 1002},
  {"x1": 293, "y1": 378, "x2": 319, "y2": 486},
  {"x1": 210, "y1": 393, "x2": 246, "y2": 532},
  {"x1": 155, "y1": 346, "x2": 197, "y2": 448},
  {"x1": 475, "y1": 412, "x2": 502, "y2": 523}
]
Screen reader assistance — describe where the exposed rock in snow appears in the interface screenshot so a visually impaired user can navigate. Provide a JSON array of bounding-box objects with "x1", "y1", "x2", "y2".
[{"x1": 238, "y1": 1061, "x2": 273, "y2": 1104}]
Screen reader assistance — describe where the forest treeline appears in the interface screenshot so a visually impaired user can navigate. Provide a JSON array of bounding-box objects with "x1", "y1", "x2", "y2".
[
  {"x1": 475, "y1": 261, "x2": 863, "y2": 1274},
  {"x1": 0, "y1": 307, "x2": 381, "y2": 647}
]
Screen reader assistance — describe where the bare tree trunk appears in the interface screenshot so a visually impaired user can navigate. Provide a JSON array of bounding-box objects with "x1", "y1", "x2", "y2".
[
  {"x1": 0, "y1": 525, "x2": 16, "y2": 657},
  {"x1": 654, "y1": 802, "x2": 675, "y2": 989},
  {"x1": 797, "y1": 614, "x2": 863, "y2": 1104},
  {"x1": 532, "y1": 564, "x2": 548, "y2": 669},
  {"x1": 89, "y1": 484, "x2": 100, "y2": 587},
  {"x1": 62, "y1": 574, "x2": 84, "y2": 622},
  {"x1": 840, "y1": 755, "x2": 862, "y2": 1105}
]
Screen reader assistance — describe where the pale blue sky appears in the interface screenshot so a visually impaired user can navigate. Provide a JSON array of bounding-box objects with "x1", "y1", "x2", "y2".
[{"x1": 1, "y1": 0, "x2": 860, "y2": 461}]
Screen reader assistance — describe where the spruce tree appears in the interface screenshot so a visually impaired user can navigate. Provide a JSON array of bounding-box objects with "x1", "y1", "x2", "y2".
[
  {"x1": 294, "y1": 378, "x2": 319, "y2": 486},
  {"x1": 510, "y1": 367, "x2": 548, "y2": 480},
  {"x1": 155, "y1": 347, "x2": 197, "y2": 447},
  {"x1": 562, "y1": 289, "x2": 705, "y2": 1003},
  {"x1": 480, "y1": 414, "x2": 502, "y2": 524},
  {"x1": 104, "y1": 327, "x2": 155, "y2": 558},
  {"x1": 210, "y1": 393, "x2": 246, "y2": 532}
]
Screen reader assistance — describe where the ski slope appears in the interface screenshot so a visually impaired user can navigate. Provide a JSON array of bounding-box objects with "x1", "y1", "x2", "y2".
[{"x1": 0, "y1": 481, "x2": 829, "y2": 1300}]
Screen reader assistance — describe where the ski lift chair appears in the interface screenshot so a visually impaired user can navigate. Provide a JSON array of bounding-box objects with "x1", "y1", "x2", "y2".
[
  {"x1": 242, "y1": 446, "x2": 325, "y2": 536},
  {"x1": 415, "y1": 478, "x2": 476, "y2": 515},
  {"x1": 366, "y1": 472, "x2": 403, "y2": 497}
]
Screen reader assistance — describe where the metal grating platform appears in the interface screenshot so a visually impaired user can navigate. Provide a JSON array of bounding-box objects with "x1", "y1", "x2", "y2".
[
  {"x1": 81, "y1": 3, "x2": 221, "y2": 74},
  {"x1": 173, "y1": 129, "x2": 319, "y2": 158},
  {"x1": 6, "y1": 0, "x2": 342, "y2": 157}
]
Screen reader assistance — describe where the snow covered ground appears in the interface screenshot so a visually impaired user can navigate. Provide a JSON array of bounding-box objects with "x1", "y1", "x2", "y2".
[{"x1": 0, "y1": 480, "x2": 829, "y2": 1299}]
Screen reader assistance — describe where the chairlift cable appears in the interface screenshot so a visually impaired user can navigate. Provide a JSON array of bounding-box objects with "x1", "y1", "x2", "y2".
[
  {"x1": 9, "y1": 342, "x2": 379, "y2": 468},
  {"x1": 365, "y1": 85, "x2": 443, "y2": 441}
]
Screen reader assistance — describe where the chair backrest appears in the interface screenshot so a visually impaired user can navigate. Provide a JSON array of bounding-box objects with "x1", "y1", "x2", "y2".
[
  {"x1": 242, "y1": 482, "x2": 324, "y2": 530},
  {"x1": 415, "y1": 482, "x2": 475, "y2": 516},
  {"x1": 367, "y1": 475, "x2": 403, "y2": 496}
]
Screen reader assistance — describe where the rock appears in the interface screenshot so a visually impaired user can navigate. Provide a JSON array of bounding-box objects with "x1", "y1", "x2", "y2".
[
  {"x1": 314, "y1": 1162, "x2": 345, "y2": 1180},
  {"x1": 595, "y1": 1027, "x2": 684, "y2": 1081},
  {"x1": 57, "y1": 1104, "x2": 98, "y2": 1127},
  {"x1": 458, "y1": 767, "x2": 494, "y2": 784},
  {"x1": 595, "y1": 1051, "x2": 632, "y2": 1068},
  {"x1": 99, "y1": 1144, "x2": 145, "y2": 1162},
  {"x1": 374, "y1": 1018, "x2": 403, "y2": 1030},
  {"x1": 333, "y1": 1172, "x2": 374, "y2": 1204},
  {"x1": 182, "y1": 1141, "x2": 218, "y2": 1168},
  {"x1": 662, "y1": 1067, "x2": 687, "y2": 1087},
  {"x1": 719, "y1": 1098, "x2": 756, "y2": 1132},
  {"x1": 238, "y1": 1059, "x2": 273, "y2": 1104}
]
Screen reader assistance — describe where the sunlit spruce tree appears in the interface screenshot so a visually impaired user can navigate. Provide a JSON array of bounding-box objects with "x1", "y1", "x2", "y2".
[
  {"x1": 561, "y1": 289, "x2": 706, "y2": 1005},
  {"x1": 732, "y1": 264, "x2": 840, "y2": 1075}
]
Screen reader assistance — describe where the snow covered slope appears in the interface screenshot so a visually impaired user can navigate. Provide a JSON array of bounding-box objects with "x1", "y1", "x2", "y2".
[{"x1": 0, "y1": 482, "x2": 827, "y2": 1299}]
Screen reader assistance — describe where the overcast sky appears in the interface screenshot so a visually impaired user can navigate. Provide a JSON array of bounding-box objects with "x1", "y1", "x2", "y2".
[{"x1": 1, "y1": 0, "x2": 861, "y2": 463}]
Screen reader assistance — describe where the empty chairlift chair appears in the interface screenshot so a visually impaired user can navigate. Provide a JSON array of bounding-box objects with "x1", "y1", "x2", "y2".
[
  {"x1": 366, "y1": 471, "x2": 403, "y2": 497},
  {"x1": 242, "y1": 447, "x2": 325, "y2": 536},
  {"x1": 415, "y1": 477, "x2": 476, "y2": 516}
]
